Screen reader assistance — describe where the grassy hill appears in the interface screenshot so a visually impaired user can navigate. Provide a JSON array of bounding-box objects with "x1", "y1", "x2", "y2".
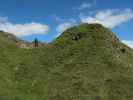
[{"x1": 0, "y1": 23, "x2": 133, "y2": 100}]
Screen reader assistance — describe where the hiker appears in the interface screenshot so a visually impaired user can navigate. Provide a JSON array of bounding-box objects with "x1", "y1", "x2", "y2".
[{"x1": 34, "y1": 38, "x2": 39, "y2": 48}]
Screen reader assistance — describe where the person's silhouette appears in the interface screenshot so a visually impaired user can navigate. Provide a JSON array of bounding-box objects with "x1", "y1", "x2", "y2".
[{"x1": 34, "y1": 38, "x2": 39, "y2": 48}]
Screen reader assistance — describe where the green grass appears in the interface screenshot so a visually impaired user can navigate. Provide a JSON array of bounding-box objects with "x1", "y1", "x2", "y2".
[{"x1": 0, "y1": 23, "x2": 133, "y2": 100}]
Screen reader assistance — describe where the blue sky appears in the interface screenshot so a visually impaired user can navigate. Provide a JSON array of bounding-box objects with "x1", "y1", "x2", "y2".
[{"x1": 0, "y1": 0, "x2": 133, "y2": 47}]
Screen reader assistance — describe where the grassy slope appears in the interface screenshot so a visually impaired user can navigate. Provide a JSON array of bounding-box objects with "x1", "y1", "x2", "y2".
[{"x1": 0, "y1": 24, "x2": 133, "y2": 100}]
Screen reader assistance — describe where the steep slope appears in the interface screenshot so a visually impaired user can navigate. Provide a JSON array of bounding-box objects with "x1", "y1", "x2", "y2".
[
  {"x1": 0, "y1": 31, "x2": 18, "y2": 48},
  {"x1": 51, "y1": 24, "x2": 133, "y2": 100},
  {"x1": 0, "y1": 24, "x2": 133, "y2": 100}
]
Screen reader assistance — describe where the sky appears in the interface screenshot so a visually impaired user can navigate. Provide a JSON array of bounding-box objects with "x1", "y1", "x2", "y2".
[{"x1": 0, "y1": 0, "x2": 133, "y2": 48}]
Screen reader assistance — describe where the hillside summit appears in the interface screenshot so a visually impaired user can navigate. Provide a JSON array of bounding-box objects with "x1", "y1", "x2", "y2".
[{"x1": 0, "y1": 23, "x2": 133, "y2": 100}]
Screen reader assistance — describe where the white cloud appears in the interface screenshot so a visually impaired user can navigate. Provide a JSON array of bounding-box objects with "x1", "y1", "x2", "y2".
[
  {"x1": 80, "y1": 9, "x2": 133, "y2": 28},
  {"x1": 56, "y1": 22, "x2": 75, "y2": 33},
  {"x1": 0, "y1": 17, "x2": 49, "y2": 37},
  {"x1": 54, "y1": 15, "x2": 77, "y2": 24},
  {"x1": 55, "y1": 16, "x2": 77, "y2": 37},
  {"x1": 78, "y1": 3, "x2": 92, "y2": 10},
  {"x1": 54, "y1": 16, "x2": 64, "y2": 22},
  {"x1": 74, "y1": 0, "x2": 97, "y2": 11},
  {"x1": 122, "y1": 40, "x2": 133, "y2": 48}
]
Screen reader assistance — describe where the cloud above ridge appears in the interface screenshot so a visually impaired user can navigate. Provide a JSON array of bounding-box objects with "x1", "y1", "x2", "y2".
[
  {"x1": 122, "y1": 40, "x2": 133, "y2": 48},
  {"x1": 80, "y1": 9, "x2": 133, "y2": 28},
  {"x1": 56, "y1": 22, "x2": 75, "y2": 33}
]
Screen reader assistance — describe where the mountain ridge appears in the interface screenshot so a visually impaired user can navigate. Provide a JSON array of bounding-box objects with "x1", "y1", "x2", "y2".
[
  {"x1": 0, "y1": 23, "x2": 133, "y2": 100},
  {"x1": 0, "y1": 30, "x2": 47, "y2": 49}
]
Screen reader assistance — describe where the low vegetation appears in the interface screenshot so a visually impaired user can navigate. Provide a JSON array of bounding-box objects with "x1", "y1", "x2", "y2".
[{"x1": 0, "y1": 23, "x2": 133, "y2": 100}]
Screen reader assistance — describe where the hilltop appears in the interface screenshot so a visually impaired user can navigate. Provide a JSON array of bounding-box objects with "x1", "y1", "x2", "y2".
[{"x1": 0, "y1": 23, "x2": 133, "y2": 100}]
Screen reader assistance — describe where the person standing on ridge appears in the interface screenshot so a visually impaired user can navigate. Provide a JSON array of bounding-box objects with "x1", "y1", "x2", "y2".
[{"x1": 34, "y1": 38, "x2": 39, "y2": 48}]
